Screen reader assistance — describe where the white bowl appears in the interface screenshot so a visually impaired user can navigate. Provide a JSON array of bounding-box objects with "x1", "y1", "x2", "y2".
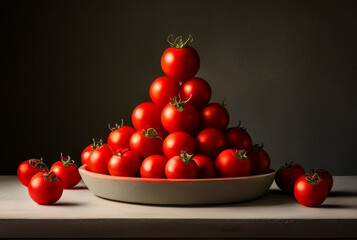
[{"x1": 79, "y1": 165, "x2": 275, "y2": 205}]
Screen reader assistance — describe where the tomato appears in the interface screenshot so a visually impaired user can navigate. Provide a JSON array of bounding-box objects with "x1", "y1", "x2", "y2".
[
  {"x1": 161, "y1": 34, "x2": 200, "y2": 83},
  {"x1": 132, "y1": 102, "x2": 168, "y2": 138},
  {"x1": 85, "y1": 139, "x2": 114, "y2": 175},
  {"x1": 28, "y1": 171, "x2": 63, "y2": 205},
  {"x1": 150, "y1": 76, "x2": 180, "y2": 108},
  {"x1": 108, "y1": 149, "x2": 142, "y2": 177},
  {"x1": 179, "y1": 77, "x2": 211, "y2": 110},
  {"x1": 215, "y1": 149, "x2": 252, "y2": 177},
  {"x1": 199, "y1": 101, "x2": 229, "y2": 131},
  {"x1": 17, "y1": 158, "x2": 48, "y2": 186},
  {"x1": 50, "y1": 153, "x2": 81, "y2": 189},
  {"x1": 161, "y1": 97, "x2": 198, "y2": 133},
  {"x1": 129, "y1": 128, "x2": 163, "y2": 159},
  {"x1": 140, "y1": 155, "x2": 168, "y2": 178},
  {"x1": 165, "y1": 152, "x2": 199, "y2": 179},
  {"x1": 163, "y1": 132, "x2": 196, "y2": 159},
  {"x1": 249, "y1": 143, "x2": 271, "y2": 175},
  {"x1": 107, "y1": 121, "x2": 136, "y2": 154},
  {"x1": 294, "y1": 174, "x2": 328, "y2": 207},
  {"x1": 196, "y1": 128, "x2": 226, "y2": 159},
  {"x1": 225, "y1": 121, "x2": 252, "y2": 150},
  {"x1": 192, "y1": 154, "x2": 215, "y2": 178},
  {"x1": 311, "y1": 169, "x2": 333, "y2": 193},
  {"x1": 275, "y1": 162, "x2": 305, "y2": 193},
  {"x1": 81, "y1": 145, "x2": 92, "y2": 166}
]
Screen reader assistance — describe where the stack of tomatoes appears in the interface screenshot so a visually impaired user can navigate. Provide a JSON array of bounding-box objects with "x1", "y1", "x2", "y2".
[{"x1": 81, "y1": 34, "x2": 272, "y2": 179}]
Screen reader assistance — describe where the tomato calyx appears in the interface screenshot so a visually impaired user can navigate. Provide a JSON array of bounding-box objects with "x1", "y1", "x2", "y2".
[
  {"x1": 304, "y1": 173, "x2": 321, "y2": 185},
  {"x1": 234, "y1": 150, "x2": 248, "y2": 160},
  {"x1": 116, "y1": 148, "x2": 130, "y2": 158},
  {"x1": 180, "y1": 151, "x2": 194, "y2": 163},
  {"x1": 60, "y1": 153, "x2": 75, "y2": 167},
  {"x1": 91, "y1": 138, "x2": 104, "y2": 151},
  {"x1": 310, "y1": 168, "x2": 326, "y2": 178},
  {"x1": 167, "y1": 34, "x2": 193, "y2": 48},
  {"x1": 43, "y1": 171, "x2": 58, "y2": 182},
  {"x1": 220, "y1": 99, "x2": 228, "y2": 107},
  {"x1": 108, "y1": 119, "x2": 124, "y2": 132},
  {"x1": 28, "y1": 158, "x2": 49, "y2": 172},
  {"x1": 142, "y1": 128, "x2": 160, "y2": 139},
  {"x1": 169, "y1": 96, "x2": 192, "y2": 111},
  {"x1": 251, "y1": 142, "x2": 264, "y2": 153},
  {"x1": 236, "y1": 120, "x2": 250, "y2": 134}
]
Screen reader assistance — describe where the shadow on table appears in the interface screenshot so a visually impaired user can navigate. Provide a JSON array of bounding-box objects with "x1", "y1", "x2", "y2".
[
  {"x1": 320, "y1": 203, "x2": 357, "y2": 209},
  {"x1": 328, "y1": 190, "x2": 357, "y2": 197}
]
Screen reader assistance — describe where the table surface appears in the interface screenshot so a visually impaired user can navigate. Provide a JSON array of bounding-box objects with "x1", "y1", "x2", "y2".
[{"x1": 1, "y1": 175, "x2": 356, "y2": 238}]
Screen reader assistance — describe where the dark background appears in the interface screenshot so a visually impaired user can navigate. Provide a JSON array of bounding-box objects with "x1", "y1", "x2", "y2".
[{"x1": 2, "y1": 0, "x2": 357, "y2": 175}]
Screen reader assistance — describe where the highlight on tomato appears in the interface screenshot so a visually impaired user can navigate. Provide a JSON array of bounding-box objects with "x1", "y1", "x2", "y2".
[
  {"x1": 107, "y1": 120, "x2": 136, "y2": 154},
  {"x1": 150, "y1": 76, "x2": 180, "y2": 108},
  {"x1": 85, "y1": 139, "x2": 114, "y2": 175},
  {"x1": 294, "y1": 173, "x2": 328, "y2": 207},
  {"x1": 108, "y1": 149, "x2": 142, "y2": 177},
  {"x1": 162, "y1": 132, "x2": 196, "y2": 159},
  {"x1": 27, "y1": 171, "x2": 63, "y2": 205},
  {"x1": 50, "y1": 153, "x2": 81, "y2": 189},
  {"x1": 161, "y1": 34, "x2": 200, "y2": 83},
  {"x1": 140, "y1": 155, "x2": 168, "y2": 178},
  {"x1": 17, "y1": 158, "x2": 48, "y2": 187}
]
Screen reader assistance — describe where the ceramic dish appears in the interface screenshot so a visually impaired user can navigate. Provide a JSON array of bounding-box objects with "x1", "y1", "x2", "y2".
[{"x1": 79, "y1": 165, "x2": 275, "y2": 205}]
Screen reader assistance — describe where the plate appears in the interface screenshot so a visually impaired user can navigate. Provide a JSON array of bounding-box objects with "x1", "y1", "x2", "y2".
[{"x1": 79, "y1": 165, "x2": 275, "y2": 205}]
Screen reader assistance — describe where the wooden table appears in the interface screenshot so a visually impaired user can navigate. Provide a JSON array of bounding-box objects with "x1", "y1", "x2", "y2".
[{"x1": 0, "y1": 175, "x2": 356, "y2": 239}]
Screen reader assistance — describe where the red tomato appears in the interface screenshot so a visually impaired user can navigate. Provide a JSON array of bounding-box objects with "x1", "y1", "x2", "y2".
[
  {"x1": 17, "y1": 158, "x2": 48, "y2": 186},
  {"x1": 140, "y1": 155, "x2": 168, "y2": 178},
  {"x1": 85, "y1": 139, "x2": 114, "y2": 175},
  {"x1": 107, "y1": 121, "x2": 136, "y2": 154},
  {"x1": 50, "y1": 153, "x2": 81, "y2": 189},
  {"x1": 294, "y1": 174, "x2": 328, "y2": 207},
  {"x1": 179, "y1": 77, "x2": 211, "y2": 110},
  {"x1": 81, "y1": 144, "x2": 92, "y2": 166},
  {"x1": 132, "y1": 102, "x2": 168, "y2": 138},
  {"x1": 311, "y1": 169, "x2": 333, "y2": 193},
  {"x1": 199, "y1": 102, "x2": 229, "y2": 131},
  {"x1": 161, "y1": 97, "x2": 198, "y2": 133},
  {"x1": 275, "y1": 162, "x2": 305, "y2": 193},
  {"x1": 196, "y1": 128, "x2": 226, "y2": 159},
  {"x1": 108, "y1": 149, "x2": 142, "y2": 177},
  {"x1": 165, "y1": 152, "x2": 199, "y2": 179},
  {"x1": 163, "y1": 132, "x2": 196, "y2": 159},
  {"x1": 215, "y1": 149, "x2": 252, "y2": 177},
  {"x1": 150, "y1": 76, "x2": 180, "y2": 108},
  {"x1": 249, "y1": 143, "x2": 271, "y2": 175},
  {"x1": 161, "y1": 34, "x2": 200, "y2": 83},
  {"x1": 192, "y1": 154, "x2": 215, "y2": 178},
  {"x1": 129, "y1": 128, "x2": 163, "y2": 159},
  {"x1": 225, "y1": 121, "x2": 253, "y2": 150},
  {"x1": 28, "y1": 171, "x2": 63, "y2": 205}
]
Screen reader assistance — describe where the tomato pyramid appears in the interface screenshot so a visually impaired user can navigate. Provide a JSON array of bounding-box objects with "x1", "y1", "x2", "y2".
[{"x1": 81, "y1": 34, "x2": 272, "y2": 179}]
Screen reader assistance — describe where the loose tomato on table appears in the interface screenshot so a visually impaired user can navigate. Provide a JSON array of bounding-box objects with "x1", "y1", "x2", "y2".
[
  {"x1": 294, "y1": 174, "x2": 328, "y2": 207},
  {"x1": 162, "y1": 132, "x2": 196, "y2": 159},
  {"x1": 108, "y1": 149, "x2": 142, "y2": 177},
  {"x1": 85, "y1": 139, "x2": 114, "y2": 175},
  {"x1": 165, "y1": 152, "x2": 199, "y2": 179},
  {"x1": 129, "y1": 128, "x2": 163, "y2": 159},
  {"x1": 17, "y1": 158, "x2": 48, "y2": 186},
  {"x1": 161, "y1": 97, "x2": 198, "y2": 134},
  {"x1": 150, "y1": 76, "x2": 180, "y2": 108},
  {"x1": 179, "y1": 77, "x2": 211, "y2": 110},
  {"x1": 310, "y1": 168, "x2": 333, "y2": 193},
  {"x1": 225, "y1": 121, "x2": 253, "y2": 150},
  {"x1": 196, "y1": 128, "x2": 226, "y2": 160},
  {"x1": 132, "y1": 102, "x2": 168, "y2": 138},
  {"x1": 107, "y1": 120, "x2": 136, "y2": 154},
  {"x1": 28, "y1": 171, "x2": 63, "y2": 205},
  {"x1": 161, "y1": 34, "x2": 200, "y2": 83},
  {"x1": 50, "y1": 153, "x2": 81, "y2": 189},
  {"x1": 199, "y1": 101, "x2": 229, "y2": 131},
  {"x1": 192, "y1": 154, "x2": 215, "y2": 178},
  {"x1": 249, "y1": 143, "x2": 271, "y2": 175},
  {"x1": 215, "y1": 149, "x2": 252, "y2": 177},
  {"x1": 140, "y1": 155, "x2": 168, "y2": 178},
  {"x1": 275, "y1": 162, "x2": 305, "y2": 193}
]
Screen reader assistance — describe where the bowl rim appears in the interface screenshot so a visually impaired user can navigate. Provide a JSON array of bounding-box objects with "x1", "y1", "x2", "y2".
[{"x1": 79, "y1": 165, "x2": 275, "y2": 183}]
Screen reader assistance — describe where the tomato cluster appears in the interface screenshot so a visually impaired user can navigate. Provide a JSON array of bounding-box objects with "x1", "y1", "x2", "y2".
[
  {"x1": 17, "y1": 154, "x2": 81, "y2": 205},
  {"x1": 80, "y1": 34, "x2": 273, "y2": 180},
  {"x1": 275, "y1": 162, "x2": 333, "y2": 207}
]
